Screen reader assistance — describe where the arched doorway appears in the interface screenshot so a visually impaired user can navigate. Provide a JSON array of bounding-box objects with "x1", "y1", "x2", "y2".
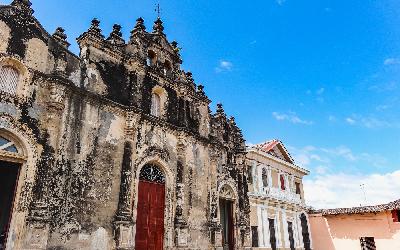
[
  {"x1": 0, "y1": 135, "x2": 23, "y2": 249},
  {"x1": 135, "y1": 164, "x2": 166, "y2": 250},
  {"x1": 300, "y1": 213, "x2": 311, "y2": 250},
  {"x1": 219, "y1": 184, "x2": 236, "y2": 250}
]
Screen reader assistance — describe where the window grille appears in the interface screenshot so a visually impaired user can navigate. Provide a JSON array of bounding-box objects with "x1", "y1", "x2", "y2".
[
  {"x1": 139, "y1": 164, "x2": 165, "y2": 184},
  {"x1": 0, "y1": 136, "x2": 18, "y2": 153},
  {"x1": 0, "y1": 66, "x2": 19, "y2": 95}
]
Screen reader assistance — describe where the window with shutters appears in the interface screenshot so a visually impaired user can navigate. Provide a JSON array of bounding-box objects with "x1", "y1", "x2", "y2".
[
  {"x1": 151, "y1": 93, "x2": 161, "y2": 117},
  {"x1": 280, "y1": 174, "x2": 286, "y2": 190},
  {"x1": 391, "y1": 210, "x2": 400, "y2": 223},
  {"x1": 0, "y1": 66, "x2": 20, "y2": 95},
  {"x1": 262, "y1": 168, "x2": 269, "y2": 188},
  {"x1": 295, "y1": 182, "x2": 301, "y2": 195}
]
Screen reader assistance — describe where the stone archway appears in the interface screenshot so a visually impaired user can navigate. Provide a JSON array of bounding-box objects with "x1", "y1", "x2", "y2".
[
  {"x1": 0, "y1": 134, "x2": 23, "y2": 248},
  {"x1": 135, "y1": 163, "x2": 166, "y2": 250},
  {"x1": 131, "y1": 156, "x2": 175, "y2": 249},
  {"x1": 0, "y1": 114, "x2": 43, "y2": 250},
  {"x1": 218, "y1": 183, "x2": 237, "y2": 250}
]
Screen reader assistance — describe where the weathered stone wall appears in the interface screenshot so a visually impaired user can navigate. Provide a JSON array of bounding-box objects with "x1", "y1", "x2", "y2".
[{"x1": 0, "y1": 1, "x2": 251, "y2": 249}]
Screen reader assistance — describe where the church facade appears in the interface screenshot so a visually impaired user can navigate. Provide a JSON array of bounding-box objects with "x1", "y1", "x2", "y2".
[{"x1": 0, "y1": 1, "x2": 251, "y2": 249}]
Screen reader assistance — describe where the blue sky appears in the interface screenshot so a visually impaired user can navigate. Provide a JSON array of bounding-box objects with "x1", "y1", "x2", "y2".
[{"x1": 8, "y1": 0, "x2": 400, "y2": 208}]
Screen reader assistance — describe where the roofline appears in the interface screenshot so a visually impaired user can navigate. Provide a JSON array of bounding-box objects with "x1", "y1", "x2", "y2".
[
  {"x1": 310, "y1": 199, "x2": 400, "y2": 216},
  {"x1": 247, "y1": 146, "x2": 310, "y2": 175}
]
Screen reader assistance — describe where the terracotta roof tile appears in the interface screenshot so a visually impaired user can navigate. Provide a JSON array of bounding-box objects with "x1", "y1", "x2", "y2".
[{"x1": 310, "y1": 199, "x2": 400, "y2": 215}]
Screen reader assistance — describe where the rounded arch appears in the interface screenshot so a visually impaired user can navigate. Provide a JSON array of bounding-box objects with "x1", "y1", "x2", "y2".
[
  {"x1": 0, "y1": 114, "x2": 37, "y2": 164},
  {"x1": 0, "y1": 114, "x2": 39, "y2": 249},
  {"x1": 134, "y1": 155, "x2": 174, "y2": 185},
  {"x1": 139, "y1": 163, "x2": 166, "y2": 184},
  {"x1": 131, "y1": 155, "x2": 175, "y2": 248},
  {"x1": 0, "y1": 57, "x2": 28, "y2": 76},
  {"x1": 0, "y1": 56, "x2": 31, "y2": 98},
  {"x1": 218, "y1": 180, "x2": 238, "y2": 201},
  {"x1": 146, "y1": 50, "x2": 157, "y2": 66},
  {"x1": 151, "y1": 86, "x2": 168, "y2": 117}
]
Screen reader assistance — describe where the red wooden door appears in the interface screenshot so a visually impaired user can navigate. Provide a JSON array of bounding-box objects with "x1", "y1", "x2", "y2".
[{"x1": 135, "y1": 180, "x2": 165, "y2": 250}]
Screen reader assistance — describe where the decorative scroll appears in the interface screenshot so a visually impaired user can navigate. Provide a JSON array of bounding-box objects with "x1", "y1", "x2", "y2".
[{"x1": 139, "y1": 164, "x2": 165, "y2": 184}]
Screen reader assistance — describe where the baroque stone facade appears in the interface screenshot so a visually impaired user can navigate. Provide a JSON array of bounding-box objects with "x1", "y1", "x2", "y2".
[{"x1": 0, "y1": 1, "x2": 251, "y2": 249}]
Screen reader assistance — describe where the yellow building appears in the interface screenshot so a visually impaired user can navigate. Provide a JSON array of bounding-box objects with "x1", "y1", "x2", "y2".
[{"x1": 247, "y1": 140, "x2": 312, "y2": 250}]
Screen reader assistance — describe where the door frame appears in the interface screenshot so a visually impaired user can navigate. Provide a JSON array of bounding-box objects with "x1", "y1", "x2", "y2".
[
  {"x1": 217, "y1": 183, "x2": 237, "y2": 250},
  {"x1": 0, "y1": 161, "x2": 22, "y2": 248},
  {"x1": 131, "y1": 157, "x2": 175, "y2": 248},
  {"x1": 135, "y1": 179, "x2": 166, "y2": 249},
  {"x1": 0, "y1": 122, "x2": 39, "y2": 249}
]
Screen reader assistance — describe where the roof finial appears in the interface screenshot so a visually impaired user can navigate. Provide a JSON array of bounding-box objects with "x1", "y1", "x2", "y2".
[
  {"x1": 107, "y1": 24, "x2": 125, "y2": 45},
  {"x1": 155, "y1": 3, "x2": 161, "y2": 19},
  {"x1": 52, "y1": 27, "x2": 70, "y2": 49},
  {"x1": 153, "y1": 17, "x2": 164, "y2": 34},
  {"x1": 11, "y1": 0, "x2": 34, "y2": 15}
]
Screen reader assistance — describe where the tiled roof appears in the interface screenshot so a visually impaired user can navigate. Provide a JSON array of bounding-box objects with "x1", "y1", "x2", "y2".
[
  {"x1": 252, "y1": 139, "x2": 295, "y2": 164},
  {"x1": 310, "y1": 199, "x2": 400, "y2": 215},
  {"x1": 255, "y1": 139, "x2": 280, "y2": 152}
]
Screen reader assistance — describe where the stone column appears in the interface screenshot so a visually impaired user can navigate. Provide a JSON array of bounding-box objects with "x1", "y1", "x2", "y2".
[
  {"x1": 174, "y1": 137, "x2": 189, "y2": 247},
  {"x1": 23, "y1": 149, "x2": 52, "y2": 249},
  {"x1": 114, "y1": 141, "x2": 134, "y2": 249},
  {"x1": 23, "y1": 82, "x2": 66, "y2": 249}
]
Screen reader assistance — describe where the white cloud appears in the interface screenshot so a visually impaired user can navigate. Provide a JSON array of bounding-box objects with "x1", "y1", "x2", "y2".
[
  {"x1": 384, "y1": 58, "x2": 400, "y2": 65},
  {"x1": 321, "y1": 146, "x2": 357, "y2": 161},
  {"x1": 328, "y1": 115, "x2": 336, "y2": 122},
  {"x1": 368, "y1": 81, "x2": 398, "y2": 92},
  {"x1": 316, "y1": 88, "x2": 325, "y2": 95},
  {"x1": 215, "y1": 60, "x2": 233, "y2": 73},
  {"x1": 276, "y1": 0, "x2": 286, "y2": 5},
  {"x1": 345, "y1": 115, "x2": 399, "y2": 129},
  {"x1": 345, "y1": 117, "x2": 356, "y2": 125},
  {"x1": 250, "y1": 40, "x2": 257, "y2": 45},
  {"x1": 304, "y1": 170, "x2": 400, "y2": 209},
  {"x1": 290, "y1": 144, "x2": 389, "y2": 170},
  {"x1": 272, "y1": 112, "x2": 313, "y2": 125}
]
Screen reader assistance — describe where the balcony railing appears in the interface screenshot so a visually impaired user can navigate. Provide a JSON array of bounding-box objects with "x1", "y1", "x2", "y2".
[{"x1": 256, "y1": 186, "x2": 303, "y2": 205}]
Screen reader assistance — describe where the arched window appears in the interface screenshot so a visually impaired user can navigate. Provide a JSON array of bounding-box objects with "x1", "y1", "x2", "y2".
[
  {"x1": 0, "y1": 66, "x2": 20, "y2": 95},
  {"x1": 139, "y1": 164, "x2": 165, "y2": 184},
  {"x1": 0, "y1": 136, "x2": 19, "y2": 154},
  {"x1": 146, "y1": 50, "x2": 157, "y2": 67},
  {"x1": 151, "y1": 93, "x2": 161, "y2": 117},
  {"x1": 163, "y1": 60, "x2": 172, "y2": 76},
  {"x1": 262, "y1": 168, "x2": 269, "y2": 188},
  {"x1": 280, "y1": 174, "x2": 286, "y2": 191}
]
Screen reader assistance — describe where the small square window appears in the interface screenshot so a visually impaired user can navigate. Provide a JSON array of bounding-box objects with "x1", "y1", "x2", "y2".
[{"x1": 391, "y1": 210, "x2": 400, "y2": 223}]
